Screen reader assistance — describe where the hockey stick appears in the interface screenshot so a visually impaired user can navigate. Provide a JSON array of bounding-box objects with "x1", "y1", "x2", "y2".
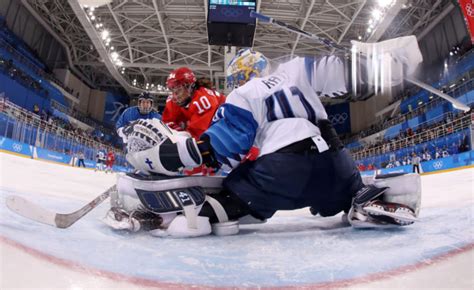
[
  {"x1": 6, "y1": 185, "x2": 116, "y2": 228},
  {"x1": 250, "y1": 11, "x2": 471, "y2": 112}
]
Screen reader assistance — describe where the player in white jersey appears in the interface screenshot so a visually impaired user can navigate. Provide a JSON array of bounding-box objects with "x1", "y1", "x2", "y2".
[{"x1": 104, "y1": 48, "x2": 421, "y2": 237}]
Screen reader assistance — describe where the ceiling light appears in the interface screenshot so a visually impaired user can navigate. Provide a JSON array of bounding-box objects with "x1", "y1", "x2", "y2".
[
  {"x1": 101, "y1": 30, "x2": 109, "y2": 40},
  {"x1": 371, "y1": 9, "x2": 382, "y2": 21},
  {"x1": 377, "y1": 0, "x2": 393, "y2": 8}
]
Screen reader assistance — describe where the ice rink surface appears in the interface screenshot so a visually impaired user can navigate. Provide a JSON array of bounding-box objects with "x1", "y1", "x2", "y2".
[{"x1": 0, "y1": 152, "x2": 473, "y2": 290}]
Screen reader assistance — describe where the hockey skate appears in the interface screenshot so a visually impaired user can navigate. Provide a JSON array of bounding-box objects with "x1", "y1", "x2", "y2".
[
  {"x1": 348, "y1": 173, "x2": 420, "y2": 228},
  {"x1": 103, "y1": 207, "x2": 163, "y2": 232},
  {"x1": 363, "y1": 200, "x2": 416, "y2": 225},
  {"x1": 347, "y1": 200, "x2": 416, "y2": 228}
]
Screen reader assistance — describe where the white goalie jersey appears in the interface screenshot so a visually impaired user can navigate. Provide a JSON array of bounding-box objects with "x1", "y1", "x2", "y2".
[{"x1": 205, "y1": 57, "x2": 333, "y2": 166}]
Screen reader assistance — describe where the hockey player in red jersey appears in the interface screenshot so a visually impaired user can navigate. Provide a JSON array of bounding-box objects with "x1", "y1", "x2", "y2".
[
  {"x1": 162, "y1": 68, "x2": 225, "y2": 175},
  {"x1": 105, "y1": 150, "x2": 115, "y2": 173},
  {"x1": 162, "y1": 68, "x2": 225, "y2": 139}
]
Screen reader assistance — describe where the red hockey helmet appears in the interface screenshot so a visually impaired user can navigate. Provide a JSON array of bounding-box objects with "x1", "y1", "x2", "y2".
[
  {"x1": 166, "y1": 67, "x2": 196, "y2": 89},
  {"x1": 166, "y1": 67, "x2": 196, "y2": 107}
]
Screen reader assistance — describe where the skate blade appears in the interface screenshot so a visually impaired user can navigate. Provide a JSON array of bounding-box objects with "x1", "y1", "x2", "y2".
[{"x1": 364, "y1": 206, "x2": 417, "y2": 222}]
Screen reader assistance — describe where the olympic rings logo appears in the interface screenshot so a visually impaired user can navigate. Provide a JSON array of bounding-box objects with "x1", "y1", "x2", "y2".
[
  {"x1": 221, "y1": 8, "x2": 243, "y2": 18},
  {"x1": 328, "y1": 113, "x2": 348, "y2": 125},
  {"x1": 12, "y1": 143, "x2": 22, "y2": 152},
  {"x1": 466, "y1": 4, "x2": 474, "y2": 17},
  {"x1": 433, "y1": 161, "x2": 443, "y2": 170}
]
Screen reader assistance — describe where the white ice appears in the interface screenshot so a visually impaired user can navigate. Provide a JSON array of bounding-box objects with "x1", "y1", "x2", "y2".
[{"x1": 0, "y1": 152, "x2": 473, "y2": 289}]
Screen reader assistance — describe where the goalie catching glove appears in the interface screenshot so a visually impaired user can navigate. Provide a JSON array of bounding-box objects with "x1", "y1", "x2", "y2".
[{"x1": 125, "y1": 118, "x2": 202, "y2": 175}]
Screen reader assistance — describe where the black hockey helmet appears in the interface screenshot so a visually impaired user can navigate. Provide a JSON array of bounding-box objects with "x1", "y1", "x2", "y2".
[{"x1": 137, "y1": 92, "x2": 153, "y2": 114}]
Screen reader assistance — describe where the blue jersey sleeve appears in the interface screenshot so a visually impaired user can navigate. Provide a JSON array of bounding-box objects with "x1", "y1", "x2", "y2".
[
  {"x1": 202, "y1": 103, "x2": 258, "y2": 167},
  {"x1": 115, "y1": 107, "x2": 162, "y2": 130}
]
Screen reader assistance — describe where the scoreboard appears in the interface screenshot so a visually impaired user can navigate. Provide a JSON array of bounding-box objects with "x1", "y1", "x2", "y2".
[{"x1": 207, "y1": 0, "x2": 257, "y2": 47}]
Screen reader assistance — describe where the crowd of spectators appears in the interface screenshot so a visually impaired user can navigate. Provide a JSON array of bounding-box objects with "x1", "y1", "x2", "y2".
[
  {"x1": 343, "y1": 45, "x2": 473, "y2": 146},
  {"x1": 351, "y1": 108, "x2": 471, "y2": 156},
  {"x1": 0, "y1": 96, "x2": 126, "y2": 165},
  {"x1": 351, "y1": 109, "x2": 471, "y2": 171},
  {"x1": 344, "y1": 77, "x2": 472, "y2": 146},
  {"x1": 0, "y1": 56, "x2": 50, "y2": 99},
  {"x1": 0, "y1": 23, "x2": 75, "y2": 95},
  {"x1": 0, "y1": 37, "x2": 120, "y2": 149}
]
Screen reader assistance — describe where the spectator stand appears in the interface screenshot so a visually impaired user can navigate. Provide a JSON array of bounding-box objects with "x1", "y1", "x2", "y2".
[{"x1": 0, "y1": 96, "x2": 129, "y2": 170}]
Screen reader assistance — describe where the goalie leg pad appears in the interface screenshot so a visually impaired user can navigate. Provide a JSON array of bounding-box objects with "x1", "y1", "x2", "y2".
[
  {"x1": 106, "y1": 173, "x2": 225, "y2": 233},
  {"x1": 135, "y1": 187, "x2": 206, "y2": 214},
  {"x1": 112, "y1": 173, "x2": 224, "y2": 211}
]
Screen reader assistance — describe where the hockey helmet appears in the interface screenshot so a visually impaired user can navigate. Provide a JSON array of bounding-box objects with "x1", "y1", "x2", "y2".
[
  {"x1": 226, "y1": 48, "x2": 269, "y2": 89},
  {"x1": 166, "y1": 67, "x2": 196, "y2": 107},
  {"x1": 137, "y1": 92, "x2": 153, "y2": 114}
]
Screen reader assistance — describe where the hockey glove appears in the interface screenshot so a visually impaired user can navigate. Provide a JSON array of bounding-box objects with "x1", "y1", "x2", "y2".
[{"x1": 125, "y1": 119, "x2": 202, "y2": 175}]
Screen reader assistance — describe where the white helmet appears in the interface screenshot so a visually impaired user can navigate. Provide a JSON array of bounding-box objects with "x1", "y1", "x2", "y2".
[{"x1": 226, "y1": 49, "x2": 270, "y2": 89}]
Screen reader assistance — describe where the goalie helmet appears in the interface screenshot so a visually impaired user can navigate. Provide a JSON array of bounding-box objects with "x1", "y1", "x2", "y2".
[
  {"x1": 166, "y1": 67, "x2": 197, "y2": 107},
  {"x1": 226, "y1": 49, "x2": 269, "y2": 89},
  {"x1": 137, "y1": 92, "x2": 154, "y2": 115}
]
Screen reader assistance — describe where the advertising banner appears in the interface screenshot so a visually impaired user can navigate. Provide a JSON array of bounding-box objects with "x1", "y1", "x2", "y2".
[
  {"x1": 0, "y1": 137, "x2": 32, "y2": 156},
  {"x1": 459, "y1": 0, "x2": 474, "y2": 44}
]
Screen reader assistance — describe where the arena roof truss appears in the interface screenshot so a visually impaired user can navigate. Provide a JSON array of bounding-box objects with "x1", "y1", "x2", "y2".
[{"x1": 22, "y1": 0, "x2": 452, "y2": 98}]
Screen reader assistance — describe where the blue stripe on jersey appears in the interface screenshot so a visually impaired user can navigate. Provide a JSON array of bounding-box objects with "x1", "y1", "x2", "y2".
[
  {"x1": 290, "y1": 86, "x2": 316, "y2": 124},
  {"x1": 115, "y1": 107, "x2": 161, "y2": 129},
  {"x1": 304, "y1": 57, "x2": 314, "y2": 87},
  {"x1": 265, "y1": 96, "x2": 277, "y2": 122},
  {"x1": 274, "y1": 90, "x2": 294, "y2": 118},
  {"x1": 203, "y1": 103, "x2": 257, "y2": 167}
]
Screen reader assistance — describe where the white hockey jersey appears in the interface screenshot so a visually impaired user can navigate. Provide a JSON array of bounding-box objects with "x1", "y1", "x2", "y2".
[{"x1": 204, "y1": 57, "x2": 331, "y2": 168}]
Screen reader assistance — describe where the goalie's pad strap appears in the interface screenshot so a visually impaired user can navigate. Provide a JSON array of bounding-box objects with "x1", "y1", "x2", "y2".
[
  {"x1": 126, "y1": 173, "x2": 224, "y2": 194},
  {"x1": 353, "y1": 185, "x2": 388, "y2": 206},
  {"x1": 205, "y1": 195, "x2": 229, "y2": 223},
  {"x1": 375, "y1": 172, "x2": 406, "y2": 179},
  {"x1": 135, "y1": 186, "x2": 205, "y2": 214}
]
